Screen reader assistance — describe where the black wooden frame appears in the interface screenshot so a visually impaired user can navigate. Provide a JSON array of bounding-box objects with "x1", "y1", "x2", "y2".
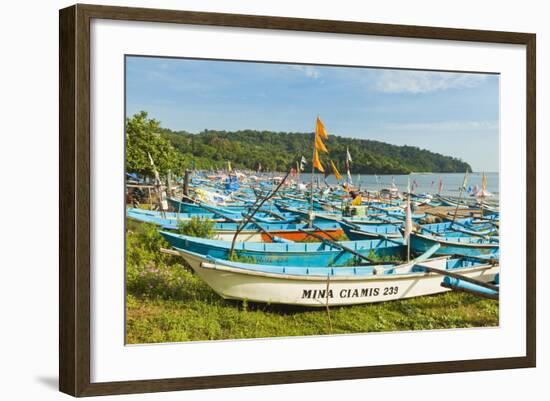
[{"x1": 59, "y1": 3, "x2": 536, "y2": 396}]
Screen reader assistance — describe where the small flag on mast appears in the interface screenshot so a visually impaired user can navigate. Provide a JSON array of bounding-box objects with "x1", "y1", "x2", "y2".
[
  {"x1": 300, "y1": 156, "x2": 306, "y2": 171},
  {"x1": 312, "y1": 149, "x2": 324, "y2": 173},
  {"x1": 345, "y1": 147, "x2": 352, "y2": 184},
  {"x1": 315, "y1": 132, "x2": 328, "y2": 153},
  {"x1": 330, "y1": 160, "x2": 342, "y2": 181},
  {"x1": 461, "y1": 171, "x2": 469, "y2": 190},
  {"x1": 316, "y1": 117, "x2": 329, "y2": 140},
  {"x1": 312, "y1": 117, "x2": 329, "y2": 174}
]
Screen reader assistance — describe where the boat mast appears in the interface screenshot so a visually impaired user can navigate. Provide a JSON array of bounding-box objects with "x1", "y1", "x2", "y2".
[{"x1": 310, "y1": 117, "x2": 316, "y2": 213}]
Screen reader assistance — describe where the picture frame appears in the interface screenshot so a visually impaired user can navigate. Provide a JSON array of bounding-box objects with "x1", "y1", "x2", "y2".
[{"x1": 59, "y1": 3, "x2": 536, "y2": 397}]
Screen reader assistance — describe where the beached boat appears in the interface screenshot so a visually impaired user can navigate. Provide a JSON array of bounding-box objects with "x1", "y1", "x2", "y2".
[
  {"x1": 174, "y1": 249, "x2": 499, "y2": 306},
  {"x1": 207, "y1": 222, "x2": 345, "y2": 242},
  {"x1": 128, "y1": 208, "x2": 343, "y2": 242},
  {"x1": 409, "y1": 231, "x2": 499, "y2": 257},
  {"x1": 419, "y1": 219, "x2": 498, "y2": 237},
  {"x1": 161, "y1": 231, "x2": 404, "y2": 266},
  {"x1": 339, "y1": 221, "x2": 403, "y2": 240},
  {"x1": 127, "y1": 207, "x2": 299, "y2": 226},
  {"x1": 167, "y1": 197, "x2": 283, "y2": 216}
]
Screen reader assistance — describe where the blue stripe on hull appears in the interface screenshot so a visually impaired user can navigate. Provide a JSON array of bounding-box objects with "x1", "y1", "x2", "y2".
[
  {"x1": 410, "y1": 233, "x2": 499, "y2": 257},
  {"x1": 162, "y1": 232, "x2": 404, "y2": 267}
]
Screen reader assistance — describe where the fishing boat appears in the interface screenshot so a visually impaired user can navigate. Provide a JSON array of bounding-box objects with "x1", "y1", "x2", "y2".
[
  {"x1": 128, "y1": 208, "x2": 344, "y2": 242},
  {"x1": 339, "y1": 221, "x2": 403, "y2": 240},
  {"x1": 409, "y1": 231, "x2": 499, "y2": 257},
  {"x1": 127, "y1": 207, "x2": 299, "y2": 225},
  {"x1": 419, "y1": 219, "x2": 498, "y2": 237},
  {"x1": 161, "y1": 231, "x2": 404, "y2": 266},
  {"x1": 168, "y1": 198, "x2": 258, "y2": 215},
  {"x1": 173, "y1": 248, "x2": 499, "y2": 306},
  {"x1": 201, "y1": 221, "x2": 345, "y2": 242}
]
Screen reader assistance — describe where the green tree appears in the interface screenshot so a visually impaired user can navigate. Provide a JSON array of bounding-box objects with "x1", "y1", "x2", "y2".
[{"x1": 126, "y1": 111, "x2": 185, "y2": 176}]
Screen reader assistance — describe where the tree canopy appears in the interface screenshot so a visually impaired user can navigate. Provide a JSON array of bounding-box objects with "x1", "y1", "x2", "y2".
[
  {"x1": 158, "y1": 127, "x2": 471, "y2": 174},
  {"x1": 125, "y1": 111, "x2": 472, "y2": 175},
  {"x1": 126, "y1": 111, "x2": 185, "y2": 176}
]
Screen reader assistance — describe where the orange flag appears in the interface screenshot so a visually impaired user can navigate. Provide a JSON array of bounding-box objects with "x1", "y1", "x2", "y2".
[
  {"x1": 312, "y1": 148, "x2": 324, "y2": 173},
  {"x1": 330, "y1": 160, "x2": 342, "y2": 180},
  {"x1": 316, "y1": 117, "x2": 329, "y2": 140},
  {"x1": 315, "y1": 132, "x2": 328, "y2": 153}
]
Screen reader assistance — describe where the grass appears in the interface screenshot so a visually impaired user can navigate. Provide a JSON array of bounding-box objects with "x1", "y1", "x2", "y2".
[{"x1": 125, "y1": 221, "x2": 499, "y2": 344}]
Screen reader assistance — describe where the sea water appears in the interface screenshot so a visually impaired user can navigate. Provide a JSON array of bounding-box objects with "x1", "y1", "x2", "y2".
[{"x1": 299, "y1": 172, "x2": 499, "y2": 198}]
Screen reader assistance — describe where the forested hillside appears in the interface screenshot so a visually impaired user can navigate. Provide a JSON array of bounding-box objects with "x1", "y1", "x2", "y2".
[
  {"x1": 125, "y1": 112, "x2": 471, "y2": 175},
  {"x1": 160, "y1": 128, "x2": 471, "y2": 174}
]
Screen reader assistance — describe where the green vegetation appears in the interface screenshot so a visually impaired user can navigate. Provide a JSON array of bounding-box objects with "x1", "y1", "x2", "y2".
[
  {"x1": 125, "y1": 111, "x2": 471, "y2": 175},
  {"x1": 126, "y1": 221, "x2": 498, "y2": 344},
  {"x1": 159, "y1": 125, "x2": 472, "y2": 174},
  {"x1": 177, "y1": 217, "x2": 215, "y2": 238},
  {"x1": 126, "y1": 111, "x2": 185, "y2": 176},
  {"x1": 127, "y1": 291, "x2": 498, "y2": 343}
]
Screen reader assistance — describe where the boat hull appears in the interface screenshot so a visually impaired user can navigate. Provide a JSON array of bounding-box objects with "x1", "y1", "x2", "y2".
[
  {"x1": 259, "y1": 228, "x2": 344, "y2": 242},
  {"x1": 212, "y1": 228, "x2": 344, "y2": 242},
  {"x1": 340, "y1": 222, "x2": 402, "y2": 241},
  {"x1": 180, "y1": 251, "x2": 499, "y2": 307},
  {"x1": 162, "y1": 232, "x2": 404, "y2": 266},
  {"x1": 410, "y1": 232, "x2": 499, "y2": 257}
]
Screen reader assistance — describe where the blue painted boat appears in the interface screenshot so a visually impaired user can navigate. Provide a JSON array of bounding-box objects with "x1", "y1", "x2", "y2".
[
  {"x1": 128, "y1": 209, "x2": 344, "y2": 242},
  {"x1": 378, "y1": 207, "x2": 426, "y2": 220},
  {"x1": 224, "y1": 175, "x2": 240, "y2": 191},
  {"x1": 161, "y1": 231, "x2": 404, "y2": 266},
  {"x1": 339, "y1": 221, "x2": 403, "y2": 241},
  {"x1": 128, "y1": 206, "x2": 299, "y2": 225},
  {"x1": 168, "y1": 198, "x2": 251, "y2": 214},
  {"x1": 419, "y1": 219, "x2": 497, "y2": 237},
  {"x1": 175, "y1": 248, "x2": 498, "y2": 306},
  {"x1": 409, "y1": 232, "x2": 499, "y2": 257},
  {"x1": 127, "y1": 208, "x2": 229, "y2": 223}
]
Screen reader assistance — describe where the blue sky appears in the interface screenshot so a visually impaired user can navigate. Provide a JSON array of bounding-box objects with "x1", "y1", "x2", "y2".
[{"x1": 126, "y1": 56, "x2": 500, "y2": 172}]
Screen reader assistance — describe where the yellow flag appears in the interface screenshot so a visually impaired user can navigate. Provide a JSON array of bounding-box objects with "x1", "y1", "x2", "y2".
[
  {"x1": 315, "y1": 132, "x2": 328, "y2": 153},
  {"x1": 330, "y1": 160, "x2": 342, "y2": 180},
  {"x1": 316, "y1": 117, "x2": 329, "y2": 140},
  {"x1": 313, "y1": 148, "x2": 324, "y2": 173}
]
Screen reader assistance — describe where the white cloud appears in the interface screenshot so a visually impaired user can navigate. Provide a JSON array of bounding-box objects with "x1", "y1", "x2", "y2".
[
  {"x1": 375, "y1": 70, "x2": 488, "y2": 94},
  {"x1": 290, "y1": 65, "x2": 322, "y2": 79}
]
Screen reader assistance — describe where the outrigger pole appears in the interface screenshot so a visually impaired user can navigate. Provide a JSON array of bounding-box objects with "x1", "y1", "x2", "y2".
[
  {"x1": 310, "y1": 119, "x2": 316, "y2": 213},
  {"x1": 230, "y1": 169, "x2": 291, "y2": 256}
]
